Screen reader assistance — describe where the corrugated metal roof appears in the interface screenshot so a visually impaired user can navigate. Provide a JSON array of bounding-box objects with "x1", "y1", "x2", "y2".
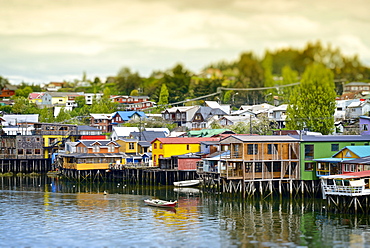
[
  {"x1": 342, "y1": 156, "x2": 370, "y2": 164},
  {"x1": 314, "y1": 158, "x2": 354, "y2": 163},
  {"x1": 152, "y1": 137, "x2": 219, "y2": 144},
  {"x1": 344, "y1": 146, "x2": 370, "y2": 158},
  {"x1": 321, "y1": 170, "x2": 370, "y2": 179},
  {"x1": 233, "y1": 135, "x2": 299, "y2": 142},
  {"x1": 61, "y1": 152, "x2": 127, "y2": 158},
  {"x1": 291, "y1": 135, "x2": 370, "y2": 142}
]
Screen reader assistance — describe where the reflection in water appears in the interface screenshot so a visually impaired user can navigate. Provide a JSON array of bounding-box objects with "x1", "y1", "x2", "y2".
[{"x1": 0, "y1": 176, "x2": 370, "y2": 247}]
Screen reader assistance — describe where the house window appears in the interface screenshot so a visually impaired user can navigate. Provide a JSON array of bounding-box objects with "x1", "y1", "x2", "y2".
[
  {"x1": 234, "y1": 144, "x2": 239, "y2": 152},
  {"x1": 18, "y1": 149, "x2": 24, "y2": 155},
  {"x1": 267, "y1": 144, "x2": 278, "y2": 154},
  {"x1": 351, "y1": 143, "x2": 355, "y2": 146},
  {"x1": 129, "y1": 143, "x2": 135, "y2": 149},
  {"x1": 35, "y1": 149, "x2": 41, "y2": 155},
  {"x1": 93, "y1": 145, "x2": 100, "y2": 153},
  {"x1": 305, "y1": 162, "x2": 314, "y2": 171},
  {"x1": 331, "y1": 144, "x2": 339, "y2": 152},
  {"x1": 304, "y1": 145, "x2": 314, "y2": 160},
  {"x1": 160, "y1": 144, "x2": 163, "y2": 149},
  {"x1": 345, "y1": 164, "x2": 355, "y2": 172},
  {"x1": 26, "y1": 149, "x2": 32, "y2": 155},
  {"x1": 186, "y1": 144, "x2": 190, "y2": 150},
  {"x1": 362, "y1": 124, "x2": 368, "y2": 131},
  {"x1": 247, "y1": 144, "x2": 258, "y2": 155},
  {"x1": 108, "y1": 144, "x2": 115, "y2": 152},
  {"x1": 154, "y1": 143, "x2": 157, "y2": 149}
]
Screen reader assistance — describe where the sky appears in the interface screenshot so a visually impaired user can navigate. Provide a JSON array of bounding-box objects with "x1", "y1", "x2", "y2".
[{"x1": 1, "y1": 0, "x2": 370, "y2": 85}]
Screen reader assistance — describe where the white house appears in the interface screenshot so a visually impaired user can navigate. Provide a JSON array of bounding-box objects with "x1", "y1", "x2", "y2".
[
  {"x1": 111, "y1": 127, "x2": 140, "y2": 140},
  {"x1": 268, "y1": 104, "x2": 288, "y2": 129},
  {"x1": 346, "y1": 100, "x2": 370, "y2": 119}
]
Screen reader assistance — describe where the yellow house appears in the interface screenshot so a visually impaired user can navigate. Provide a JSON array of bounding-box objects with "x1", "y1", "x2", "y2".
[
  {"x1": 151, "y1": 137, "x2": 219, "y2": 166},
  {"x1": 116, "y1": 138, "x2": 139, "y2": 154}
]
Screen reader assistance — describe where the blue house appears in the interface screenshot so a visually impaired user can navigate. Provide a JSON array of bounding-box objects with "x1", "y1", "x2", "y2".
[
  {"x1": 360, "y1": 116, "x2": 370, "y2": 135},
  {"x1": 111, "y1": 111, "x2": 147, "y2": 126}
]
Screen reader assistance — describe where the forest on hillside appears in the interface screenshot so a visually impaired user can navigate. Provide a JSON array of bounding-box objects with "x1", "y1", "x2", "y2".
[{"x1": 2, "y1": 41, "x2": 370, "y2": 107}]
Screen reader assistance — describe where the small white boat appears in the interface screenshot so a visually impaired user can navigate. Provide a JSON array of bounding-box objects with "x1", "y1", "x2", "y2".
[
  {"x1": 144, "y1": 199, "x2": 177, "y2": 208},
  {"x1": 173, "y1": 179, "x2": 201, "y2": 187},
  {"x1": 174, "y1": 187, "x2": 200, "y2": 194}
]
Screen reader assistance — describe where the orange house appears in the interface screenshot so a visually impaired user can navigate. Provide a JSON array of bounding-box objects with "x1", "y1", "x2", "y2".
[
  {"x1": 0, "y1": 84, "x2": 17, "y2": 98},
  {"x1": 61, "y1": 140, "x2": 124, "y2": 170}
]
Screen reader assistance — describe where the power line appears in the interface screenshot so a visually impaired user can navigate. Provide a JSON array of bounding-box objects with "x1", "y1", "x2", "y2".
[{"x1": 169, "y1": 82, "x2": 301, "y2": 106}]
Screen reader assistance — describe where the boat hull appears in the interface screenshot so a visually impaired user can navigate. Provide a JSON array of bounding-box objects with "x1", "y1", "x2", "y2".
[
  {"x1": 173, "y1": 179, "x2": 201, "y2": 187},
  {"x1": 144, "y1": 199, "x2": 177, "y2": 208}
]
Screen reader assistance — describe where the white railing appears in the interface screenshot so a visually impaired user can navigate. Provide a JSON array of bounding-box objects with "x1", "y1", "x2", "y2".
[{"x1": 322, "y1": 184, "x2": 364, "y2": 194}]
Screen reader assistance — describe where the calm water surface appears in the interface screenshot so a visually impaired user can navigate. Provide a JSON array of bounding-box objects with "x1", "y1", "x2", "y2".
[{"x1": 1, "y1": 176, "x2": 370, "y2": 248}]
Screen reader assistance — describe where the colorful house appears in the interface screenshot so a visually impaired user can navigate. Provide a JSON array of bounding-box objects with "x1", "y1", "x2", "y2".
[
  {"x1": 90, "y1": 114, "x2": 113, "y2": 133},
  {"x1": 111, "y1": 111, "x2": 147, "y2": 125},
  {"x1": 315, "y1": 146, "x2": 370, "y2": 176},
  {"x1": 0, "y1": 84, "x2": 17, "y2": 98},
  {"x1": 219, "y1": 135, "x2": 300, "y2": 180},
  {"x1": 116, "y1": 138, "x2": 138, "y2": 154},
  {"x1": 151, "y1": 137, "x2": 219, "y2": 166},
  {"x1": 28, "y1": 92, "x2": 52, "y2": 105},
  {"x1": 294, "y1": 135, "x2": 370, "y2": 180},
  {"x1": 359, "y1": 116, "x2": 370, "y2": 135},
  {"x1": 33, "y1": 123, "x2": 78, "y2": 158},
  {"x1": 60, "y1": 140, "x2": 124, "y2": 170},
  {"x1": 159, "y1": 153, "x2": 202, "y2": 170}
]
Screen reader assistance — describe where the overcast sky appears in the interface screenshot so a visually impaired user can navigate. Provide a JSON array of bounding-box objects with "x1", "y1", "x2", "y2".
[{"x1": 1, "y1": 0, "x2": 370, "y2": 85}]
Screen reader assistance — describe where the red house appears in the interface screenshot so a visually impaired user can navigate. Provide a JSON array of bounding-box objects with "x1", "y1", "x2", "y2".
[{"x1": 0, "y1": 84, "x2": 17, "y2": 98}]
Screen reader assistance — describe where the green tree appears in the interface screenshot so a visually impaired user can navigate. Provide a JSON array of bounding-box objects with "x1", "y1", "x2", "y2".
[
  {"x1": 286, "y1": 64, "x2": 336, "y2": 134},
  {"x1": 0, "y1": 76, "x2": 9, "y2": 89},
  {"x1": 39, "y1": 107, "x2": 55, "y2": 123},
  {"x1": 229, "y1": 121, "x2": 250, "y2": 134},
  {"x1": 130, "y1": 89, "x2": 139, "y2": 96},
  {"x1": 158, "y1": 84, "x2": 169, "y2": 107},
  {"x1": 279, "y1": 66, "x2": 299, "y2": 103},
  {"x1": 161, "y1": 64, "x2": 192, "y2": 103},
  {"x1": 11, "y1": 97, "x2": 39, "y2": 114},
  {"x1": 210, "y1": 120, "x2": 222, "y2": 129},
  {"x1": 115, "y1": 67, "x2": 142, "y2": 95},
  {"x1": 15, "y1": 86, "x2": 33, "y2": 98},
  {"x1": 55, "y1": 108, "x2": 72, "y2": 123}
]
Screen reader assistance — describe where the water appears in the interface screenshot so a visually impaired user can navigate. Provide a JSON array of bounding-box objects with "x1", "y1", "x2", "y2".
[{"x1": 1, "y1": 176, "x2": 370, "y2": 247}]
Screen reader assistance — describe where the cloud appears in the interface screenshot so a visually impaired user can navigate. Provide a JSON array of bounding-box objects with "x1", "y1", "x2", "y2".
[{"x1": 1, "y1": 0, "x2": 370, "y2": 84}]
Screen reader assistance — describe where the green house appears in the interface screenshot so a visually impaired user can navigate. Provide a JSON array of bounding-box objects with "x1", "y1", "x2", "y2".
[{"x1": 294, "y1": 135, "x2": 370, "y2": 180}]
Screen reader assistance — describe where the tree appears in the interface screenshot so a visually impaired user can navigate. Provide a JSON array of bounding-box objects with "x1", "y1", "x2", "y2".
[
  {"x1": 11, "y1": 97, "x2": 39, "y2": 114},
  {"x1": 158, "y1": 84, "x2": 169, "y2": 107},
  {"x1": 279, "y1": 66, "x2": 299, "y2": 103},
  {"x1": 161, "y1": 64, "x2": 192, "y2": 103},
  {"x1": 0, "y1": 76, "x2": 9, "y2": 90},
  {"x1": 130, "y1": 89, "x2": 139, "y2": 96},
  {"x1": 15, "y1": 86, "x2": 33, "y2": 98},
  {"x1": 55, "y1": 108, "x2": 72, "y2": 123},
  {"x1": 229, "y1": 122, "x2": 250, "y2": 134},
  {"x1": 115, "y1": 67, "x2": 142, "y2": 95},
  {"x1": 286, "y1": 63, "x2": 336, "y2": 134}
]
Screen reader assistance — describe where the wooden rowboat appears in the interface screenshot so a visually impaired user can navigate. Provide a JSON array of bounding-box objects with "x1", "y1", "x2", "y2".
[{"x1": 144, "y1": 199, "x2": 177, "y2": 208}]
